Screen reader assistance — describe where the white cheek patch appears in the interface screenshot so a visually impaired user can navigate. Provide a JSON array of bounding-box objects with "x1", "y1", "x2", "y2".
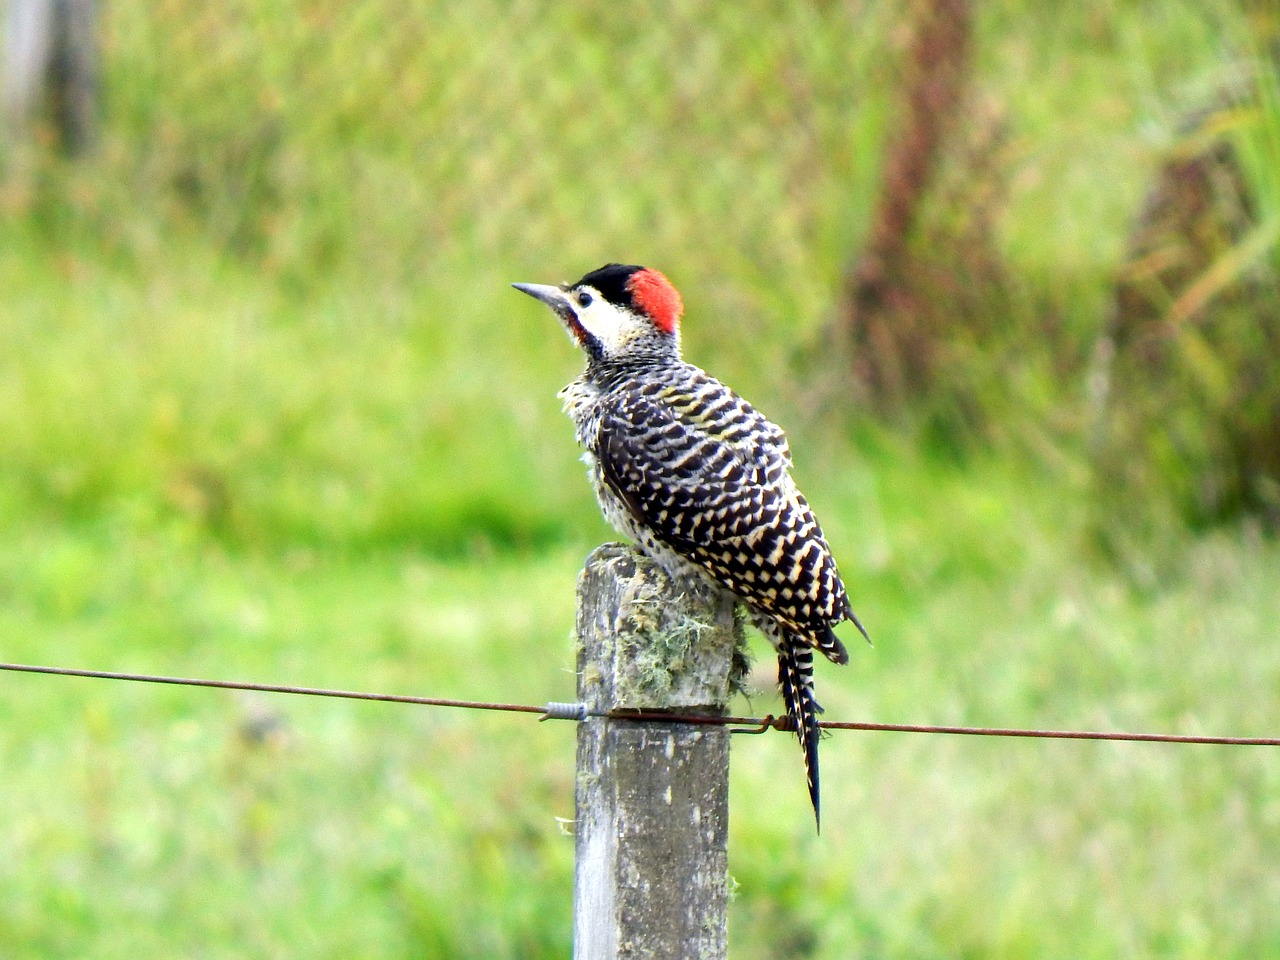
[{"x1": 577, "y1": 303, "x2": 635, "y2": 355}]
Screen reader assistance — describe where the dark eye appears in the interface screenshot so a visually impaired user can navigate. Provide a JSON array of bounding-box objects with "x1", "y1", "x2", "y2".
[{"x1": 577, "y1": 291, "x2": 594, "y2": 307}]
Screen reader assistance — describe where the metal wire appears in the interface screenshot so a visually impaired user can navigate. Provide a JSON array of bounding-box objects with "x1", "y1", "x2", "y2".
[
  {"x1": 0, "y1": 661, "x2": 546, "y2": 715},
  {"x1": 2, "y1": 661, "x2": 1278, "y2": 745},
  {"x1": 607, "y1": 708, "x2": 1280, "y2": 745}
]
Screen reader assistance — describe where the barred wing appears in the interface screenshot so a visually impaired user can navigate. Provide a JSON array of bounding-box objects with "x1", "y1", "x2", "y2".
[{"x1": 595, "y1": 382, "x2": 853, "y2": 647}]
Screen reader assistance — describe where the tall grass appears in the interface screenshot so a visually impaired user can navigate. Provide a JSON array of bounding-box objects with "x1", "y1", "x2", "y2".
[{"x1": 1082, "y1": 7, "x2": 1280, "y2": 572}]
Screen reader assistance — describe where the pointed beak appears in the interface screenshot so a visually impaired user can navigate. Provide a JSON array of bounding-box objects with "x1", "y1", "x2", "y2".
[{"x1": 511, "y1": 282, "x2": 574, "y2": 320}]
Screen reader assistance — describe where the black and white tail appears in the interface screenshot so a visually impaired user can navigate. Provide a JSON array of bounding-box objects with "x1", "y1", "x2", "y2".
[{"x1": 777, "y1": 637, "x2": 824, "y2": 830}]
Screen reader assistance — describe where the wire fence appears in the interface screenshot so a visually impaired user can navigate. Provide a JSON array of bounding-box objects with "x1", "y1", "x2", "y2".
[
  {"x1": 2, "y1": 0, "x2": 902, "y2": 311},
  {"x1": 4, "y1": 660, "x2": 1278, "y2": 747}
]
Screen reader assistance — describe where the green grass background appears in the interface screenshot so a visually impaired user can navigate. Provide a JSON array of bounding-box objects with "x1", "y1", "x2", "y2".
[{"x1": 1, "y1": 0, "x2": 1278, "y2": 956}]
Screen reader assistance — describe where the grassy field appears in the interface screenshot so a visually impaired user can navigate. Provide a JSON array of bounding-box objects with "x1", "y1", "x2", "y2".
[
  {"x1": 2, "y1": 465, "x2": 1278, "y2": 958},
  {"x1": 2, "y1": 0, "x2": 1279, "y2": 956}
]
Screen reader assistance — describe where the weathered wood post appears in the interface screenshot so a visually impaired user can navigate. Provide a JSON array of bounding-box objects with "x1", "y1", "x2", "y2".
[
  {"x1": 573, "y1": 542, "x2": 743, "y2": 960},
  {"x1": 3, "y1": 0, "x2": 99, "y2": 154}
]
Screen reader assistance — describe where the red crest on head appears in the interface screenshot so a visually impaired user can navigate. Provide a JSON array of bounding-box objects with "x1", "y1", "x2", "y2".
[{"x1": 626, "y1": 268, "x2": 683, "y2": 335}]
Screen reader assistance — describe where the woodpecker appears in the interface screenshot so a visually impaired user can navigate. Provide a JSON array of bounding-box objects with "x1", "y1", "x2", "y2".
[{"x1": 513, "y1": 263, "x2": 868, "y2": 827}]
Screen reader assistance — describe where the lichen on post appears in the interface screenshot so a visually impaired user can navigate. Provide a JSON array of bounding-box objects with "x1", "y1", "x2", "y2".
[{"x1": 572, "y1": 542, "x2": 745, "y2": 960}]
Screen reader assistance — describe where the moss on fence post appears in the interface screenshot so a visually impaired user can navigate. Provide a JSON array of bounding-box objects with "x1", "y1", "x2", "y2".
[{"x1": 572, "y1": 542, "x2": 744, "y2": 960}]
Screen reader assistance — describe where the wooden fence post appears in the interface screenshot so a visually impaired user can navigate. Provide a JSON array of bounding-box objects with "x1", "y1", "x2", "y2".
[
  {"x1": 573, "y1": 542, "x2": 743, "y2": 960},
  {"x1": 3, "y1": 0, "x2": 99, "y2": 154}
]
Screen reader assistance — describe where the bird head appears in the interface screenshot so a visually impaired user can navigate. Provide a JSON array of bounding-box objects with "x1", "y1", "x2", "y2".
[{"x1": 513, "y1": 263, "x2": 683, "y2": 365}]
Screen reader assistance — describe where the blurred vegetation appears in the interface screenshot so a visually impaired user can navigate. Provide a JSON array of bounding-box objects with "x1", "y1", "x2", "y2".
[
  {"x1": 1, "y1": 0, "x2": 1277, "y2": 551},
  {"x1": 1089, "y1": 25, "x2": 1280, "y2": 575},
  {"x1": 1, "y1": 0, "x2": 1279, "y2": 957}
]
